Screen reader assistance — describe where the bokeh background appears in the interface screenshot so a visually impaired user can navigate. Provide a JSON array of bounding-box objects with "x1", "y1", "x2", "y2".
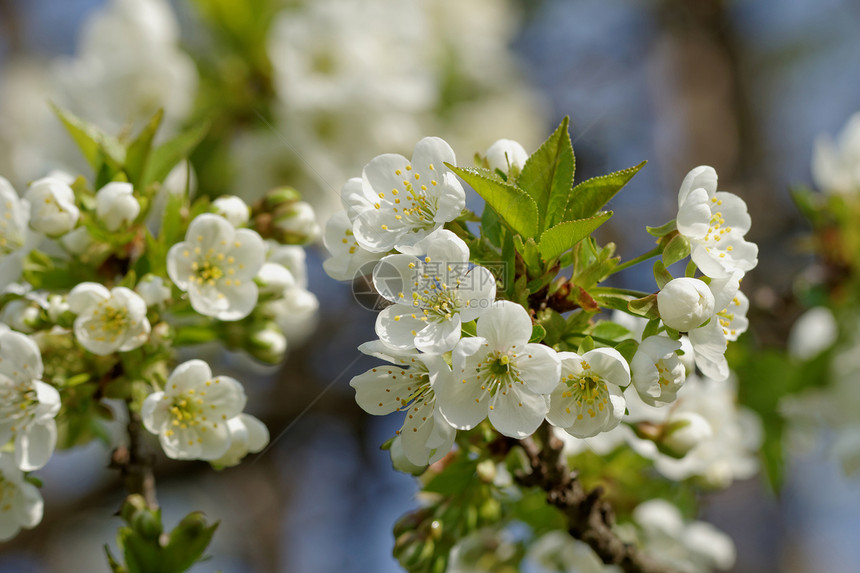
[{"x1": 1, "y1": 0, "x2": 859, "y2": 571}]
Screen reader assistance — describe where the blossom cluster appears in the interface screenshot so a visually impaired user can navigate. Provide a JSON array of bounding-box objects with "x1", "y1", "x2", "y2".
[
  {"x1": 326, "y1": 134, "x2": 760, "y2": 481},
  {"x1": 0, "y1": 114, "x2": 319, "y2": 539}
]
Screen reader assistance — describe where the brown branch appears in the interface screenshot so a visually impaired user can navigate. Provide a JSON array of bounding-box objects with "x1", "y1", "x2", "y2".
[
  {"x1": 503, "y1": 424, "x2": 677, "y2": 573},
  {"x1": 110, "y1": 403, "x2": 158, "y2": 509}
]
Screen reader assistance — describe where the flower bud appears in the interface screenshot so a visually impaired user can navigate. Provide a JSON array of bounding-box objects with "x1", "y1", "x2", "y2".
[
  {"x1": 136, "y1": 275, "x2": 171, "y2": 307},
  {"x1": 486, "y1": 138, "x2": 528, "y2": 176},
  {"x1": 256, "y1": 262, "x2": 296, "y2": 295},
  {"x1": 213, "y1": 195, "x2": 250, "y2": 226},
  {"x1": 657, "y1": 277, "x2": 715, "y2": 331},
  {"x1": 24, "y1": 177, "x2": 79, "y2": 236},
  {"x1": 274, "y1": 201, "x2": 320, "y2": 243},
  {"x1": 0, "y1": 299, "x2": 41, "y2": 332},
  {"x1": 60, "y1": 227, "x2": 93, "y2": 256},
  {"x1": 96, "y1": 182, "x2": 140, "y2": 231},
  {"x1": 661, "y1": 412, "x2": 712, "y2": 457},
  {"x1": 247, "y1": 323, "x2": 288, "y2": 364}
]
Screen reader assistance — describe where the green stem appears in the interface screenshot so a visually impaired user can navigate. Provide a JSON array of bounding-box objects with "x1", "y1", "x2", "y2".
[
  {"x1": 611, "y1": 246, "x2": 661, "y2": 274},
  {"x1": 591, "y1": 286, "x2": 653, "y2": 299}
]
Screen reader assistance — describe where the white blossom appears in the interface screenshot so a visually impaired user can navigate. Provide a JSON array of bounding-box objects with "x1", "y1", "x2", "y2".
[
  {"x1": 547, "y1": 348, "x2": 629, "y2": 439},
  {"x1": 322, "y1": 209, "x2": 382, "y2": 281},
  {"x1": 166, "y1": 213, "x2": 266, "y2": 320},
  {"x1": 661, "y1": 412, "x2": 713, "y2": 457},
  {"x1": 212, "y1": 195, "x2": 250, "y2": 227},
  {"x1": 525, "y1": 530, "x2": 620, "y2": 573},
  {"x1": 657, "y1": 277, "x2": 714, "y2": 332},
  {"x1": 676, "y1": 166, "x2": 758, "y2": 279},
  {"x1": 59, "y1": 226, "x2": 92, "y2": 256},
  {"x1": 633, "y1": 499, "x2": 736, "y2": 572},
  {"x1": 351, "y1": 137, "x2": 465, "y2": 254},
  {"x1": 787, "y1": 306, "x2": 837, "y2": 360},
  {"x1": 24, "y1": 176, "x2": 79, "y2": 236},
  {"x1": 96, "y1": 181, "x2": 140, "y2": 231},
  {"x1": 265, "y1": 286, "x2": 319, "y2": 347},
  {"x1": 0, "y1": 299, "x2": 40, "y2": 333},
  {"x1": 485, "y1": 138, "x2": 528, "y2": 176},
  {"x1": 351, "y1": 340, "x2": 456, "y2": 465},
  {"x1": 0, "y1": 177, "x2": 39, "y2": 291},
  {"x1": 632, "y1": 335, "x2": 685, "y2": 407},
  {"x1": 373, "y1": 229, "x2": 496, "y2": 354},
  {"x1": 811, "y1": 112, "x2": 860, "y2": 195},
  {"x1": 266, "y1": 241, "x2": 308, "y2": 288},
  {"x1": 256, "y1": 263, "x2": 296, "y2": 295},
  {"x1": 686, "y1": 273, "x2": 748, "y2": 381},
  {"x1": 210, "y1": 414, "x2": 269, "y2": 468},
  {"x1": 69, "y1": 283, "x2": 150, "y2": 355},
  {"x1": 0, "y1": 453, "x2": 43, "y2": 541},
  {"x1": 0, "y1": 330, "x2": 60, "y2": 471},
  {"x1": 135, "y1": 274, "x2": 171, "y2": 307},
  {"x1": 437, "y1": 301, "x2": 561, "y2": 439},
  {"x1": 142, "y1": 359, "x2": 247, "y2": 461}
]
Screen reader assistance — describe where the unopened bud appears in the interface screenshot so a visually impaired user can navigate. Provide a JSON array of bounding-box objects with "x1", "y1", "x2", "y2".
[{"x1": 661, "y1": 412, "x2": 712, "y2": 457}]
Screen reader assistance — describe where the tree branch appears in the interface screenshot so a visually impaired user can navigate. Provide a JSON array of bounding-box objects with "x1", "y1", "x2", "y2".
[
  {"x1": 110, "y1": 403, "x2": 158, "y2": 509},
  {"x1": 504, "y1": 424, "x2": 677, "y2": 573}
]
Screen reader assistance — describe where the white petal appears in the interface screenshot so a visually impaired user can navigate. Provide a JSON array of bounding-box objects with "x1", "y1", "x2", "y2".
[
  {"x1": 198, "y1": 422, "x2": 232, "y2": 460},
  {"x1": 436, "y1": 367, "x2": 489, "y2": 430},
  {"x1": 416, "y1": 229, "x2": 469, "y2": 264},
  {"x1": 678, "y1": 165, "x2": 717, "y2": 205},
  {"x1": 414, "y1": 316, "x2": 461, "y2": 354},
  {"x1": 230, "y1": 229, "x2": 267, "y2": 277},
  {"x1": 517, "y1": 344, "x2": 562, "y2": 394},
  {"x1": 15, "y1": 420, "x2": 56, "y2": 471},
  {"x1": 373, "y1": 254, "x2": 420, "y2": 302},
  {"x1": 239, "y1": 414, "x2": 269, "y2": 453},
  {"x1": 141, "y1": 392, "x2": 166, "y2": 433},
  {"x1": 689, "y1": 321, "x2": 729, "y2": 380},
  {"x1": 350, "y1": 367, "x2": 417, "y2": 415},
  {"x1": 0, "y1": 330, "x2": 43, "y2": 382},
  {"x1": 488, "y1": 385, "x2": 548, "y2": 438},
  {"x1": 167, "y1": 360, "x2": 212, "y2": 394},
  {"x1": 477, "y1": 300, "x2": 531, "y2": 349},
  {"x1": 457, "y1": 265, "x2": 498, "y2": 323},
  {"x1": 400, "y1": 398, "x2": 438, "y2": 465},
  {"x1": 375, "y1": 304, "x2": 426, "y2": 350},
  {"x1": 14, "y1": 481, "x2": 43, "y2": 528},
  {"x1": 582, "y1": 348, "x2": 631, "y2": 389},
  {"x1": 33, "y1": 381, "x2": 61, "y2": 419}
]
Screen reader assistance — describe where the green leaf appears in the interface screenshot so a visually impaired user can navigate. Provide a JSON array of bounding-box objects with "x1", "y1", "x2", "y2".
[
  {"x1": 565, "y1": 161, "x2": 645, "y2": 221},
  {"x1": 577, "y1": 335, "x2": 595, "y2": 354},
  {"x1": 652, "y1": 260, "x2": 673, "y2": 290},
  {"x1": 501, "y1": 230, "x2": 517, "y2": 299},
  {"x1": 518, "y1": 116, "x2": 575, "y2": 229},
  {"x1": 641, "y1": 317, "x2": 662, "y2": 340},
  {"x1": 514, "y1": 235, "x2": 543, "y2": 276},
  {"x1": 125, "y1": 110, "x2": 164, "y2": 188},
  {"x1": 646, "y1": 219, "x2": 677, "y2": 238},
  {"x1": 590, "y1": 321, "x2": 632, "y2": 341},
  {"x1": 614, "y1": 339, "x2": 639, "y2": 363},
  {"x1": 52, "y1": 104, "x2": 125, "y2": 171},
  {"x1": 529, "y1": 324, "x2": 547, "y2": 343},
  {"x1": 447, "y1": 164, "x2": 539, "y2": 238},
  {"x1": 480, "y1": 204, "x2": 502, "y2": 247},
  {"x1": 423, "y1": 457, "x2": 479, "y2": 495},
  {"x1": 162, "y1": 512, "x2": 219, "y2": 573},
  {"x1": 141, "y1": 122, "x2": 209, "y2": 189},
  {"x1": 105, "y1": 545, "x2": 128, "y2": 573},
  {"x1": 628, "y1": 293, "x2": 659, "y2": 319},
  {"x1": 685, "y1": 259, "x2": 698, "y2": 278},
  {"x1": 662, "y1": 233, "x2": 690, "y2": 267},
  {"x1": 538, "y1": 212, "x2": 613, "y2": 262}
]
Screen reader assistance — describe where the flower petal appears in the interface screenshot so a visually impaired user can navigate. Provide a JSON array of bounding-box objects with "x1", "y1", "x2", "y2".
[
  {"x1": 15, "y1": 420, "x2": 56, "y2": 471},
  {"x1": 488, "y1": 384, "x2": 548, "y2": 438},
  {"x1": 583, "y1": 347, "x2": 631, "y2": 389},
  {"x1": 517, "y1": 344, "x2": 562, "y2": 394},
  {"x1": 477, "y1": 300, "x2": 531, "y2": 349},
  {"x1": 350, "y1": 366, "x2": 418, "y2": 415},
  {"x1": 414, "y1": 315, "x2": 461, "y2": 354}
]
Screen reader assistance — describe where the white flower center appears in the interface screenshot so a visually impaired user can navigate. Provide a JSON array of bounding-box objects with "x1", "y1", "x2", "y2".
[
  {"x1": 0, "y1": 375, "x2": 38, "y2": 434},
  {"x1": 163, "y1": 381, "x2": 222, "y2": 446},
  {"x1": 88, "y1": 300, "x2": 134, "y2": 343},
  {"x1": 474, "y1": 350, "x2": 526, "y2": 408},
  {"x1": 376, "y1": 163, "x2": 439, "y2": 230}
]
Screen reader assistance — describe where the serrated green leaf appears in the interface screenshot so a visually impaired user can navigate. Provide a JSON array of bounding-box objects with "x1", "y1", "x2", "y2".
[
  {"x1": 52, "y1": 104, "x2": 125, "y2": 171},
  {"x1": 565, "y1": 161, "x2": 645, "y2": 221},
  {"x1": 447, "y1": 164, "x2": 539, "y2": 238},
  {"x1": 125, "y1": 110, "x2": 164, "y2": 188},
  {"x1": 518, "y1": 116, "x2": 575, "y2": 229},
  {"x1": 647, "y1": 219, "x2": 677, "y2": 238},
  {"x1": 538, "y1": 212, "x2": 613, "y2": 262},
  {"x1": 662, "y1": 233, "x2": 690, "y2": 267},
  {"x1": 141, "y1": 122, "x2": 209, "y2": 189},
  {"x1": 652, "y1": 260, "x2": 673, "y2": 289}
]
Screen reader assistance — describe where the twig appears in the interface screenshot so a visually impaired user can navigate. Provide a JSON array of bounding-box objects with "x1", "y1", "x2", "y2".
[{"x1": 110, "y1": 403, "x2": 158, "y2": 509}]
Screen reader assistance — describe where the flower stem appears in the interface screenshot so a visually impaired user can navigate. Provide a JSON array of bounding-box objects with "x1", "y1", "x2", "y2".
[
  {"x1": 111, "y1": 400, "x2": 158, "y2": 509},
  {"x1": 611, "y1": 246, "x2": 661, "y2": 274}
]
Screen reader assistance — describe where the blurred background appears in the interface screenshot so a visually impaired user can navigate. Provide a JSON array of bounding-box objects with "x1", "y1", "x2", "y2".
[{"x1": 1, "y1": 0, "x2": 859, "y2": 571}]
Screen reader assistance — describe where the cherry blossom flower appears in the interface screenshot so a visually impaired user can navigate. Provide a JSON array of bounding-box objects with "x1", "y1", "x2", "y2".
[
  {"x1": 0, "y1": 177, "x2": 39, "y2": 291},
  {"x1": 657, "y1": 277, "x2": 714, "y2": 332},
  {"x1": 68, "y1": 282, "x2": 150, "y2": 355},
  {"x1": 23, "y1": 176, "x2": 79, "y2": 236},
  {"x1": 212, "y1": 195, "x2": 250, "y2": 227},
  {"x1": 676, "y1": 166, "x2": 758, "y2": 279},
  {"x1": 0, "y1": 453, "x2": 43, "y2": 541},
  {"x1": 437, "y1": 301, "x2": 561, "y2": 439},
  {"x1": 167, "y1": 213, "x2": 266, "y2": 320},
  {"x1": 210, "y1": 414, "x2": 269, "y2": 468},
  {"x1": 135, "y1": 274, "x2": 171, "y2": 307},
  {"x1": 373, "y1": 229, "x2": 496, "y2": 354},
  {"x1": 632, "y1": 335, "x2": 686, "y2": 407},
  {"x1": 142, "y1": 359, "x2": 247, "y2": 461},
  {"x1": 350, "y1": 340, "x2": 455, "y2": 465},
  {"x1": 95, "y1": 181, "x2": 140, "y2": 231},
  {"x1": 485, "y1": 138, "x2": 528, "y2": 176},
  {"x1": 811, "y1": 112, "x2": 860, "y2": 195},
  {"x1": 0, "y1": 330, "x2": 60, "y2": 471},
  {"x1": 351, "y1": 137, "x2": 465, "y2": 254},
  {"x1": 322, "y1": 210, "x2": 382, "y2": 281},
  {"x1": 547, "y1": 348, "x2": 629, "y2": 439}
]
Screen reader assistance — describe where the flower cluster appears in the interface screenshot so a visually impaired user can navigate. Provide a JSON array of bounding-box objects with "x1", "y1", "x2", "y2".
[{"x1": 0, "y1": 106, "x2": 319, "y2": 541}]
